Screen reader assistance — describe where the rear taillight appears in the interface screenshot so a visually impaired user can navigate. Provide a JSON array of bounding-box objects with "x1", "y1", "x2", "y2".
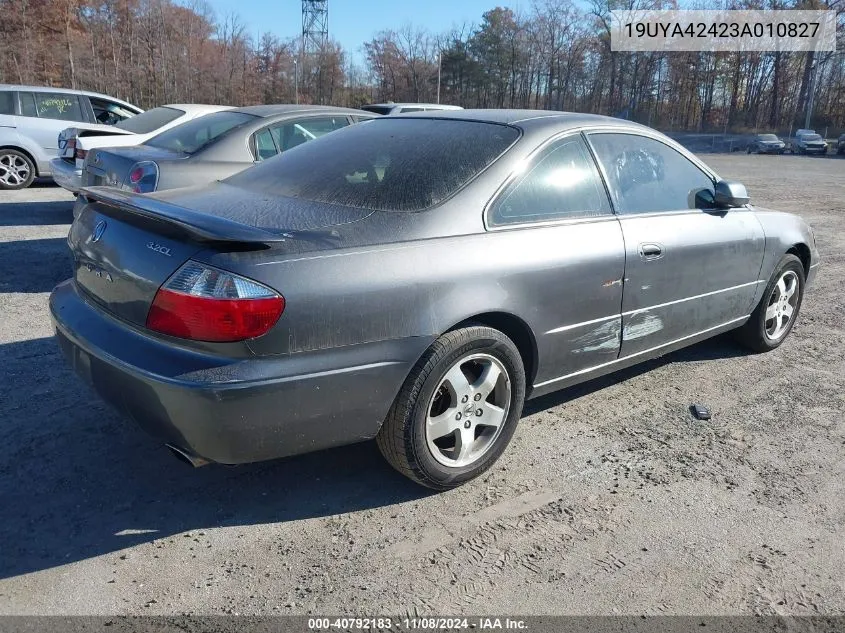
[
  {"x1": 121, "y1": 161, "x2": 158, "y2": 193},
  {"x1": 75, "y1": 148, "x2": 87, "y2": 160},
  {"x1": 146, "y1": 261, "x2": 284, "y2": 342}
]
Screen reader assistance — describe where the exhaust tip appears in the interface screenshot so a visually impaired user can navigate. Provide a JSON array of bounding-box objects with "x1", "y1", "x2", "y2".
[{"x1": 166, "y1": 444, "x2": 211, "y2": 468}]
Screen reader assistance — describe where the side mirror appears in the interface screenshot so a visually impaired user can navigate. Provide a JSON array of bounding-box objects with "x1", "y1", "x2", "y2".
[{"x1": 714, "y1": 180, "x2": 750, "y2": 208}]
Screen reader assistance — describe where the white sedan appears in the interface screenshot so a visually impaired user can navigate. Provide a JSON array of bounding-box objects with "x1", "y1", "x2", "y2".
[{"x1": 51, "y1": 104, "x2": 231, "y2": 193}]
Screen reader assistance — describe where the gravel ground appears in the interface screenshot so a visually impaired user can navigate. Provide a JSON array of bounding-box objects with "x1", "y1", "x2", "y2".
[{"x1": 0, "y1": 155, "x2": 843, "y2": 616}]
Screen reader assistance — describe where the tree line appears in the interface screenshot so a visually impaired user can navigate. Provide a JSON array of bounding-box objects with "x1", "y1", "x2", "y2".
[{"x1": 1, "y1": 0, "x2": 843, "y2": 134}]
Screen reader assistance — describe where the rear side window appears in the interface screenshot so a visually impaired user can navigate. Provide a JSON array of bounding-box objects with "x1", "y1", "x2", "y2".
[
  {"x1": 115, "y1": 106, "x2": 184, "y2": 134},
  {"x1": 589, "y1": 133, "x2": 715, "y2": 214},
  {"x1": 225, "y1": 118, "x2": 520, "y2": 212},
  {"x1": 89, "y1": 97, "x2": 136, "y2": 125},
  {"x1": 270, "y1": 116, "x2": 349, "y2": 152},
  {"x1": 32, "y1": 92, "x2": 83, "y2": 121},
  {"x1": 489, "y1": 136, "x2": 611, "y2": 226},
  {"x1": 19, "y1": 92, "x2": 37, "y2": 117},
  {"x1": 254, "y1": 128, "x2": 278, "y2": 161},
  {"x1": 146, "y1": 111, "x2": 256, "y2": 154},
  {"x1": 0, "y1": 91, "x2": 14, "y2": 115}
]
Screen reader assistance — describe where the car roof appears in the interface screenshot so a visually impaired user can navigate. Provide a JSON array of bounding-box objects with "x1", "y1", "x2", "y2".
[
  {"x1": 0, "y1": 84, "x2": 140, "y2": 109},
  {"x1": 366, "y1": 103, "x2": 463, "y2": 109},
  {"x1": 158, "y1": 104, "x2": 232, "y2": 114},
  {"x1": 391, "y1": 108, "x2": 648, "y2": 130},
  {"x1": 231, "y1": 104, "x2": 371, "y2": 117}
]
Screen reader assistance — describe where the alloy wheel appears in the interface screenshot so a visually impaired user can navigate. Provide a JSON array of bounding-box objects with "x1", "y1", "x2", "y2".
[
  {"x1": 0, "y1": 153, "x2": 31, "y2": 188},
  {"x1": 764, "y1": 270, "x2": 800, "y2": 341},
  {"x1": 425, "y1": 353, "x2": 511, "y2": 468}
]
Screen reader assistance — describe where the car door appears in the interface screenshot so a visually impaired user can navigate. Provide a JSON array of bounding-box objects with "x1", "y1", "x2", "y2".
[
  {"x1": 18, "y1": 91, "x2": 86, "y2": 155},
  {"x1": 486, "y1": 133, "x2": 626, "y2": 385},
  {"x1": 586, "y1": 131, "x2": 766, "y2": 358}
]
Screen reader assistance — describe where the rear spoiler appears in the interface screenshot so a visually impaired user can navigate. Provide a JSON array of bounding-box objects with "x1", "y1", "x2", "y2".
[{"x1": 79, "y1": 186, "x2": 289, "y2": 245}]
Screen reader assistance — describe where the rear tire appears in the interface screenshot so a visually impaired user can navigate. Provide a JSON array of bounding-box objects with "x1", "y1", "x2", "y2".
[
  {"x1": 735, "y1": 254, "x2": 805, "y2": 353},
  {"x1": 0, "y1": 149, "x2": 36, "y2": 190},
  {"x1": 377, "y1": 326, "x2": 526, "y2": 490}
]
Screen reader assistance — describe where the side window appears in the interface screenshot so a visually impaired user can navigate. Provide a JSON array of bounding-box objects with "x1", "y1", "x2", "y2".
[
  {"x1": 0, "y1": 91, "x2": 14, "y2": 115},
  {"x1": 89, "y1": 98, "x2": 135, "y2": 125},
  {"x1": 253, "y1": 128, "x2": 278, "y2": 161},
  {"x1": 32, "y1": 92, "x2": 83, "y2": 121},
  {"x1": 20, "y1": 92, "x2": 37, "y2": 118},
  {"x1": 399, "y1": 107, "x2": 425, "y2": 113},
  {"x1": 489, "y1": 135, "x2": 611, "y2": 226},
  {"x1": 589, "y1": 133, "x2": 715, "y2": 214},
  {"x1": 270, "y1": 116, "x2": 349, "y2": 152}
]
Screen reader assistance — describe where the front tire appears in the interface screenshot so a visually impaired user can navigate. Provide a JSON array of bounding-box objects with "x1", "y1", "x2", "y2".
[
  {"x1": 377, "y1": 326, "x2": 526, "y2": 490},
  {"x1": 0, "y1": 149, "x2": 36, "y2": 190},
  {"x1": 735, "y1": 254, "x2": 805, "y2": 353}
]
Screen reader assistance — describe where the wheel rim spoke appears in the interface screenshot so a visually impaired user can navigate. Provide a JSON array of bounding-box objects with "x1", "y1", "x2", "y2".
[
  {"x1": 441, "y1": 363, "x2": 471, "y2": 396},
  {"x1": 428, "y1": 408, "x2": 459, "y2": 441},
  {"x1": 784, "y1": 277, "x2": 797, "y2": 299},
  {"x1": 478, "y1": 401, "x2": 506, "y2": 429},
  {"x1": 765, "y1": 303, "x2": 778, "y2": 321},
  {"x1": 472, "y1": 362, "x2": 501, "y2": 398},
  {"x1": 455, "y1": 427, "x2": 475, "y2": 464}
]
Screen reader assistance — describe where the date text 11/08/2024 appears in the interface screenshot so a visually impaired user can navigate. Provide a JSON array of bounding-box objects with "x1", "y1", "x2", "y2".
[{"x1": 307, "y1": 617, "x2": 528, "y2": 630}]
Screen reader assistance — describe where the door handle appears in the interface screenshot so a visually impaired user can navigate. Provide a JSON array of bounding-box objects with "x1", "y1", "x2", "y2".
[{"x1": 639, "y1": 243, "x2": 664, "y2": 260}]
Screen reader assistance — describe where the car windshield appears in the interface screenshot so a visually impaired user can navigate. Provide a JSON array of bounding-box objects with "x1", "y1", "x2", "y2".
[
  {"x1": 225, "y1": 118, "x2": 520, "y2": 212},
  {"x1": 145, "y1": 111, "x2": 257, "y2": 154},
  {"x1": 115, "y1": 106, "x2": 185, "y2": 133},
  {"x1": 758, "y1": 134, "x2": 778, "y2": 141},
  {"x1": 801, "y1": 134, "x2": 823, "y2": 141}
]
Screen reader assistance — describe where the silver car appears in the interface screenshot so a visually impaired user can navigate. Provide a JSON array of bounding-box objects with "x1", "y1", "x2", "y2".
[
  {"x1": 51, "y1": 110, "x2": 819, "y2": 490},
  {"x1": 0, "y1": 85, "x2": 142, "y2": 189},
  {"x1": 80, "y1": 105, "x2": 375, "y2": 194}
]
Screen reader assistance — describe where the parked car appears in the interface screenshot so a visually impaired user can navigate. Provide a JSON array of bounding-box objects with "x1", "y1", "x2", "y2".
[
  {"x1": 81, "y1": 105, "x2": 375, "y2": 195},
  {"x1": 0, "y1": 84, "x2": 142, "y2": 190},
  {"x1": 746, "y1": 133, "x2": 785, "y2": 154},
  {"x1": 836, "y1": 133, "x2": 845, "y2": 155},
  {"x1": 361, "y1": 102, "x2": 463, "y2": 115},
  {"x1": 51, "y1": 104, "x2": 231, "y2": 193},
  {"x1": 790, "y1": 132, "x2": 828, "y2": 155},
  {"x1": 51, "y1": 110, "x2": 819, "y2": 489}
]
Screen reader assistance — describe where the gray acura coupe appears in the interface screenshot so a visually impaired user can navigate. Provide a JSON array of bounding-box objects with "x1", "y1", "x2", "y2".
[{"x1": 50, "y1": 110, "x2": 820, "y2": 489}]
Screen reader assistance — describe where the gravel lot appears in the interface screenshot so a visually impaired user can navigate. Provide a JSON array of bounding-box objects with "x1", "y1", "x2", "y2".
[{"x1": 0, "y1": 155, "x2": 843, "y2": 616}]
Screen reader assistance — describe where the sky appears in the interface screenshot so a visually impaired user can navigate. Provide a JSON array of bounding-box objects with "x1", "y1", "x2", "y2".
[{"x1": 206, "y1": 0, "x2": 523, "y2": 64}]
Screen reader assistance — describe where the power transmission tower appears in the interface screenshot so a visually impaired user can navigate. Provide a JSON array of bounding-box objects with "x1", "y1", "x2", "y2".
[{"x1": 302, "y1": 0, "x2": 328, "y2": 53}]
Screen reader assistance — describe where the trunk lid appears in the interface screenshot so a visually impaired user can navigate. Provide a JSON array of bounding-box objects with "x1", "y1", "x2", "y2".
[
  {"x1": 84, "y1": 146, "x2": 185, "y2": 188},
  {"x1": 58, "y1": 125, "x2": 135, "y2": 162},
  {"x1": 69, "y1": 184, "x2": 373, "y2": 326}
]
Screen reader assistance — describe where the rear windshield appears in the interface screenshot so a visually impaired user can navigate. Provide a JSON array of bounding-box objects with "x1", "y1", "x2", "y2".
[
  {"x1": 146, "y1": 111, "x2": 257, "y2": 154},
  {"x1": 115, "y1": 106, "x2": 184, "y2": 133},
  {"x1": 224, "y1": 118, "x2": 520, "y2": 212},
  {"x1": 360, "y1": 105, "x2": 393, "y2": 115}
]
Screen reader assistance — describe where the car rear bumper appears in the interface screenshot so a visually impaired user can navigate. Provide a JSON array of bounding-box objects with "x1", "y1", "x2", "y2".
[
  {"x1": 50, "y1": 279, "x2": 429, "y2": 465},
  {"x1": 50, "y1": 157, "x2": 82, "y2": 192}
]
